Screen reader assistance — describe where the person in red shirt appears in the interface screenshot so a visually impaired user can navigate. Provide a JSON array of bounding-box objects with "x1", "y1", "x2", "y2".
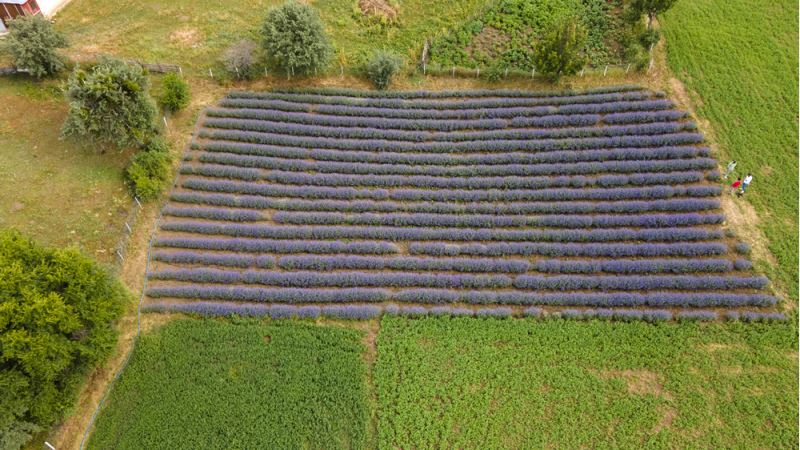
[{"x1": 730, "y1": 177, "x2": 742, "y2": 196}]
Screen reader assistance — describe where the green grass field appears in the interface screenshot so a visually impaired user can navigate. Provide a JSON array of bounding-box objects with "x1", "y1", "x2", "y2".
[
  {"x1": 86, "y1": 318, "x2": 370, "y2": 449},
  {"x1": 0, "y1": 77, "x2": 131, "y2": 266},
  {"x1": 376, "y1": 316, "x2": 799, "y2": 449},
  {"x1": 54, "y1": 0, "x2": 487, "y2": 74},
  {"x1": 661, "y1": 0, "x2": 799, "y2": 302}
]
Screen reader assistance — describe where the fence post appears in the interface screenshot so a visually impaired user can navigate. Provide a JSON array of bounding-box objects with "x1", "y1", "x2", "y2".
[
  {"x1": 116, "y1": 249, "x2": 124, "y2": 262},
  {"x1": 603, "y1": 65, "x2": 608, "y2": 76},
  {"x1": 451, "y1": 66, "x2": 455, "y2": 77},
  {"x1": 476, "y1": 67, "x2": 480, "y2": 78},
  {"x1": 626, "y1": 63, "x2": 631, "y2": 74},
  {"x1": 340, "y1": 64, "x2": 343, "y2": 77},
  {"x1": 134, "y1": 197, "x2": 142, "y2": 208},
  {"x1": 235, "y1": 66, "x2": 240, "y2": 79},
  {"x1": 265, "y1": 67, "x2": 268, "y2": 77},
  {"x1": 125, "y1": 222, "x2": 132, "y2": 233},
  {"x1": 178, "y1": 66, "x2": 183, "y2": 76},
  {"x1": 648, "y1": 43, "x2": 655, "y2": 72},
  {"x1": 531, "y1": 68, "x2": 535, "y2": 79},
  {"x1": 504, "y1": 68, "x2": 508, "y2": 78},
  {"x1": 580, "y1": 68, "x2": 585, "y2": 77},
  {"x1": 163, "y1": 116, "x2": 168, "y2": 127},
  {"x1": 209, "y1": 68, "x2": 213, "y2": 79}
]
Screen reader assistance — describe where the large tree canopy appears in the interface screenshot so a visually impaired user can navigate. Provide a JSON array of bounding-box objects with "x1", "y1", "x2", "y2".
[
  {"x1": 6, "y1": 15, "x2": 68, "y2": 79},
  {"x1": 261, "y1": 1, "x2": 332, "y2": 76}
]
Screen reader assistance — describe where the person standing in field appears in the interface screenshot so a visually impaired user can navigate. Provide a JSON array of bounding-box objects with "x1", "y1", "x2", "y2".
[
  {"x1": 742, "y1": 173, "x2": 753, "y2": 194},
  {"x1": 724, "y1": 160, "x2": 737, "y2": 179},
  {"x1": 730, "y1": 176, "x2": 742, "y2": 196}
]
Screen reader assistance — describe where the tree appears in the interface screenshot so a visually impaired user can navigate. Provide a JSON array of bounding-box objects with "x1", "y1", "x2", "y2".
[
  {"x1": 0, "y1": 230, "x2": 128, "y2": 450},
  {"x1": 61, "y1": 57, "x2": 157, "y2": 148},
  {"x1": 222, "y1": 39, "x2": 259, "y2": 79},
  {"x1": 6, "y1": 15, "x2": 68, "y2": 79},
  {"x1": 159, "y1": 73, "x2": 190, "y2": 112},
  {"x1": 261, "y1": 1, "x2": 332, "y2": 76},
  {"x1": 628, "y1": 0, "x2": 678, "y2": 29},
  {"x1": 365, "y1": 51, "x2": 402, "y2": 90},
  {"x1": 533, "y1": 19, "x2": 587, "y2": 82}
]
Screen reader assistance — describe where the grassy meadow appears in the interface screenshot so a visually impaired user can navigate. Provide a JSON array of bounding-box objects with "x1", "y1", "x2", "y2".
[{"x1": 661, "y1": 0, "x2": 799, "y2": 302}]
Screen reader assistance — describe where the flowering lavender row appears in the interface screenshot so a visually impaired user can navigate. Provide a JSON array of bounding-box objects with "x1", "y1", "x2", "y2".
[
  {"x1": 676, "y1": 310, "x2": 719, "y2": 321},
  {"x1": 235, "y1": 85, "x2": 645, "y2": 99},
  {"x1": 144, "y1": 286, "x2": 775, "y2": 307},
  {"x1": 198, "y1": 141, "x2": 711, "y2": 166},
  {"x1": 512, "y1": 275, "x2": 768, "y2": 290},
  {"x1": 198, "y1": 151, "x2": 716, "y2": 178},
  {"x1": 170, "y1": 192, "x2": 720, "y2": 215},
  {"x1": 162, "y1": 206, "x2": 263, "y2": 221},
  {"x1": 603, "y1": 110, "x2": 689, "y2": 124},
  {"x1": 180, "y1": 164, "x2": 262, "y2": 181},
  {"x1": 409, "y1": 242, "x2": 728, "y2": 257},
  {"x1": 145, "y1": 301, "x2": 384, "y2": 319},
  {"x1": 198, "y1": 128, "x2": 702, "y2": 154},
  {"x1": 733, "y1": 259, "x2": 753, "y2": 270},
  {"x1": 217, "y1": 98, "x2": 674, "y2": 121},
  {"x1": 277, "y1": 255, "x2": 530, "y2": 273},
  {"x1": 206, "y1": 108, "x2": 601, "y2": 131},
  {"x1": 149, "y1": 268, "x2": 515, "y2": 289},
  {"x1": 151, "y1": 251, "x2": 275, "y2": 268},
  {"x1": 160, "y1": 221, "x2": 723, "y2": 243},
  {"x1": 271, "y1": 211, "x2": 724, "y2": 229},
  {"x1": 533, "y1": 258, "x2": 733, "y2": 274},
  {"x1": 153, "y1": 236, "x2": 398, "y2": 254},
  {"x1": 264, "y1": 170, "x2": 706, "y2": 190},
  {"x1": 201, "y1": 117, "x2": 695, "y2": 143},
  {"x1": 221, "y1": 91, "x2": 653, "y2": 110},
  {"x1": 182, "y1": 178, "x2": 720, "y2": 202}
]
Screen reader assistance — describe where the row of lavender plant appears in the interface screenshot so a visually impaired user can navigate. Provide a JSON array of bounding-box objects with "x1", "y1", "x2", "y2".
[
  {"x1": 162, "y1": 206, "x2": 262, "y2": 221},
  {"x1": 145, "y1": 286, "x2": 775, "y2": 307},
  {"x1": 263, "y1": 170, "x2": 706, "y2": 190},
  {"x1": 221, "y1": 91, "x2": 654, "y2": 110},
  {"x1": 512, "y1": 275, "x2": 768, "y2": 290},
  {"x1": 533, "y1": 258, "x2": 740, "y2": 274},
  {"x1": 160, "y1": 221, "x2": 723, "y2": 243},
  {"x1": 181, "y1": 178, "x2": 720, "y2": 202},
  {"x1": 197, "y1": 141, "x2": 711, "y2": 165},
  {"x1": 271, "y1": 211, "x2": 724, "y2": 229},
  {"x1": 152, "y1": 251, "x2": 275, "y2": 268},
  {"x1": 201, "y1": 117, "x2": 695, "y2": 143},
  {"x1": 235, "y1": 85, "x2": 646, "y2": 99},
  {"x1": 180, "y1": 164, "x2": 262, "y2": 181},
  {"x1": 409, "y1": 242, "x2": 728, "y2": 257},
  {"x1": 197, "y1": 152, "x2": 716, "y2": 177},
  {"x1": 170, "y1": 192, "x2": 720, "y2": 215},
  {"x1": 217, "y1": 99, "x2": 674, "y2": 120},
  {"x1": 153, "y1": 237, "x2": 398, "y2": 254},
  {"x1": 198, "y1": 128, "x2": 702, "y2": 154}
]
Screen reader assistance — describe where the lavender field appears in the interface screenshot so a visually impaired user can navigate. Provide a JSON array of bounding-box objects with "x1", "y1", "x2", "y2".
[{"x1": 144, "y1": 86, "x2": 782, "y2": 320}]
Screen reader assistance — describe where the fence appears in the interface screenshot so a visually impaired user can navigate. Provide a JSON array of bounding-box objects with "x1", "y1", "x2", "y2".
[{"x1": 111, "y1": 196, "x2": 143, "y2": 273}]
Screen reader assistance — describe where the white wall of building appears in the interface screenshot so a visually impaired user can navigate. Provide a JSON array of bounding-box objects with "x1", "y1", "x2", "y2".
[{"x1": 37, "y1": 0, "x2": 72, "y2": 17}]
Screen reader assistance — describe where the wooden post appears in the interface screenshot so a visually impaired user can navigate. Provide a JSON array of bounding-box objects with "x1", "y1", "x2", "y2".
[
  {"x1": 209, "y1": 68, "x2": 213, "y2": 78},
  {"x1": 451, "y1": 66, "x2": 455, "y2": 77},
  {"x1": 625, "y1": 63, "x2": 631, "y2": 74},
  {"x1": 603, "y1": 65, "x2": 608, "y2": 76}
]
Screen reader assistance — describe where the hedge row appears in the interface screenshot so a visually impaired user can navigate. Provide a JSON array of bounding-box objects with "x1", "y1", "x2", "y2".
[
  {"x1": 182, "y1": 179, "x2": 721, "y2": 202},
  {"x1": 409, "y1": 242, "x2": 728, "y2": 257},
  {"x1": 160, "y1": 221, "x2": 723, "y2": 243},
  {"x1": 198, "y1": 141, "x2": 711, "y2": 165},
  {"x1": 169, "y1": 192, "x2": 720, "y2": 215},
  {"x1": 153, "y1": 237, "x2": 398, "y2": 254},
  {"x1": 197, "y1": 151, "x2": 716, "y2": 177},
  {"x1": 271, "y1": 211, "x2": 725, "y2": 229},
  {"x1": 145, "y1": 286, "x2": 775, "y2": 307}
]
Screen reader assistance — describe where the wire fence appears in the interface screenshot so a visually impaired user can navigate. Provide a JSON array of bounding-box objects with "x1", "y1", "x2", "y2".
[{"x1": 111, "y1": 196, "x2": 143, "y2": 273}]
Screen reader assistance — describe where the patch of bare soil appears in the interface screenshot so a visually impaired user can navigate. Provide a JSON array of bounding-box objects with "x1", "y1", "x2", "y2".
[
  {"x1": 169, "y1": 27, "x2": 202, "y2": 48},
  {"x1": 600, "y1": 369, "x2": 677, "y2": 435},
  {"x1": 358, "y1": 0, "x2": 397, "y2": 22},
  {"x1": 466, "y1": 26, "x2": 509, "y2": 59},
  {"x1": 720, "y1": 194, "x2": 778, "y2": 268}
]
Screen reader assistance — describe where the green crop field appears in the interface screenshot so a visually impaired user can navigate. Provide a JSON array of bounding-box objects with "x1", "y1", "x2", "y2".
[
  {"x1": 376, "y1": 316, "x2": 799, "y2": 449},
  {"x1": 86, "y1": 318, "x2": 370, "y2": 449},
  {"x1": 661, "y1": 0, "x2": 799, "y2": 302}
]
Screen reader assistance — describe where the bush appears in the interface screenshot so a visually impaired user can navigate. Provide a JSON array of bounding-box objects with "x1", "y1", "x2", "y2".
[
  {"x1": 365, "y1": 51, "x2": 402, "y2": 90},
  {"x1": 62, "y1": 57, "x2": 157, "y2": 148},
  {"x1": 640, "y1": 28, "x2": 661, "y2": 48},
  {"x1": 6, "y1": 15, "x2": 67, "y2": 79},
  {"x1": 159, "y1": 73, "x2": 190, "y2": 112},
  {"x1": 0, "y1": 230, "x2": 128, "y2": 450},
  {"x1": 222, "y1": 39, "x2": 259, "y2": 79},
  {"x1": 126, "y1": 149, "x2": 173, "y2": 201},
  {"x1": 261, "y1": 1, "x2": 332, "y2": 76},
  {"x1": 533, "y1": 18, "x2": 588, "y2": 82}
]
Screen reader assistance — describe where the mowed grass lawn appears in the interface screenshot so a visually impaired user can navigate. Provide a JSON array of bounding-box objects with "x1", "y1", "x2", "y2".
[
  {"x1": 54, "y1": 0, "x2": 487, "y2": 73},
  {"x1": 661, "y1": 0, "x2": 799, "y2": 301},
  {"x1": 0, "y1": 77, "x2": 131, "y2": 266},
  {"x1": 376, "y1": 316, "x2": 799, "y2": 449},
  {"x1": 87, "y1": 318, "x2": 371, "y2": 449}
]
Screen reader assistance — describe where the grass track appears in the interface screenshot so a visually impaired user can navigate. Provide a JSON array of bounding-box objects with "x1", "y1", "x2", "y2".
[
  {"x1": 660, "y1": 0, "x2": 799, "y2": 302},
  {"x1": 87, "y1": 318, "x2": 370, "y2": 449},
  {"x1": 376, "y1": 316, "x2": 799, "y2": 449}
]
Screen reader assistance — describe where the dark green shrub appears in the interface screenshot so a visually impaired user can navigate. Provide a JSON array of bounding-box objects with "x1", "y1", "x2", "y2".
[
  {"x1": 0, "y1": 230, "x2": 128, "y2": 450},
  {"x1": 365, "y1": 51, "x2": 402, "y2": 90},
  {"x1": 159, "y1": 73, "x2": 190, "y2": 112},
  {"x1": 6, "y1": 15, "x2": 67, "y2": 79},
  {"x1": 62, "y1": 57, "x2": 157, "y2": 149},
  {"x1": 640, "y1": 28, "x2": 661, "y2": 48},
  {"x1": 261, "y1": 1, "x2": 332, "y2": 76},
  {"x1": 125, "y1": 149, "x2": 173, "y2": 201},
  {"x1": 143, "y1": 136, "x2": 170, "y2": 154},
  {"x1": 623, "y1": 43, "x2": 650, "y2": 71},
  {"x1": 533, "y1": 18, "x2": 587, "y2": 82}
]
